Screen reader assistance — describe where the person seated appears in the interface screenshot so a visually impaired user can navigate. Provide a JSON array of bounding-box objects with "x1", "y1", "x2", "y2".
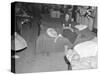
[{"x1": 62, "y1": 14, "x2": 79, "y2": 45}]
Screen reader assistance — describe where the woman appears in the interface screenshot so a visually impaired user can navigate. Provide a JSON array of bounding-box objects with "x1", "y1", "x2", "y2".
[{"x1": 62, "y1": 14, "x2": 78, "y2": 45}]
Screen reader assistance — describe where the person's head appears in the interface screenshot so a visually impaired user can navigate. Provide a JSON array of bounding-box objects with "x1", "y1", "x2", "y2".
[
  {"x1": 71, "y1": 18, "x2": 74, "y2": 22},
  {"x1": 65, "y1": 14, "x2": 70, "y2": 22},
  {"x1": 68, "y1": 50, "x2": 80, "y2": 62},
  {"x1": 71, "y1": 52, "x2": 80, "y2": 61}
]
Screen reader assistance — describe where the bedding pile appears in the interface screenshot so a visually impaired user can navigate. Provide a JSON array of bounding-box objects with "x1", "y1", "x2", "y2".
[
  {"x1": 65, "y1": 37, "x2": 97, "y2": 70},
  {"x1": 11, "y1": 32, "x2": 27, "y2": 51}
]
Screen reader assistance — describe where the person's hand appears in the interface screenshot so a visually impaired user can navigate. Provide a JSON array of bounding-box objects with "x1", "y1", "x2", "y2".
[
  {"x1": 71, "y1": 53, "x2": 80, "y2": 61},
  {"x1": 67, "y1": 49, "x2": 80, "y2": 62},
  {"x1": 54, "y1": 34, "x2": 63, "y2": 43},
  {"x1": 65, "y1": 49, "x2": 73, "y2": 62}
]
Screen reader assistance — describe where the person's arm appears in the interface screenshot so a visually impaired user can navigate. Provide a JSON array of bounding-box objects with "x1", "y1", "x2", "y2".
[{"x1": 74, "y1": 29, "x2": 96, "y2": 46}]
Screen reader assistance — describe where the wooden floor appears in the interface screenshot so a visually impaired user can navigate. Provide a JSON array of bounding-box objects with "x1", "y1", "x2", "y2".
[{"x1": 15, "y1": 15, "x2": 68, "y2": 73}]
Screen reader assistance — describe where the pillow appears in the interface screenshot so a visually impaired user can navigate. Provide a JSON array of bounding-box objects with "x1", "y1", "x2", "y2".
[{"x1": 75, "y1": 25, "x2": 88, "y2": 31}]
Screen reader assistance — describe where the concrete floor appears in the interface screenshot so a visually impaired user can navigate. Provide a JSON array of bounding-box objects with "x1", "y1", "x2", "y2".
[{"x1": 15, "y1": 15, "x2": 68, "y2": 73}]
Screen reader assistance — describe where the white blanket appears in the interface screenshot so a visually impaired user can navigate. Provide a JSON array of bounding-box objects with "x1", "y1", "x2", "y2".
[
  {"x1": 74, "y1": 37, "x2": 97, "y2": 58},
  {"x1": 65, "y1": 37, "x2": 98, "y2": 70}
]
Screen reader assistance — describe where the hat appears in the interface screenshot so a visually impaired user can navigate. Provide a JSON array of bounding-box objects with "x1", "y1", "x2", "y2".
[{"x1": 46, "y1": 28, "x2": 57, "y2": 37}]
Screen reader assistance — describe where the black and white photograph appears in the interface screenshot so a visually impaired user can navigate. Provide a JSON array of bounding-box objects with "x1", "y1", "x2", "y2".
[{"x1": 11, "y1": 1, "x2": 98, "y2": 73}]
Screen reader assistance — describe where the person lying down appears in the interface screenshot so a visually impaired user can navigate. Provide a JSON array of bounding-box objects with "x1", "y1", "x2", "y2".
[
  {"x1": 73, "y1": 24, "x2": 96, "y2": 46},
  {"x1": 63, "y1": 24, "x2": 97, "y2": 70},
  {"x1": 64, "y1": 37, "x2": 97, "y2": 70}
]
